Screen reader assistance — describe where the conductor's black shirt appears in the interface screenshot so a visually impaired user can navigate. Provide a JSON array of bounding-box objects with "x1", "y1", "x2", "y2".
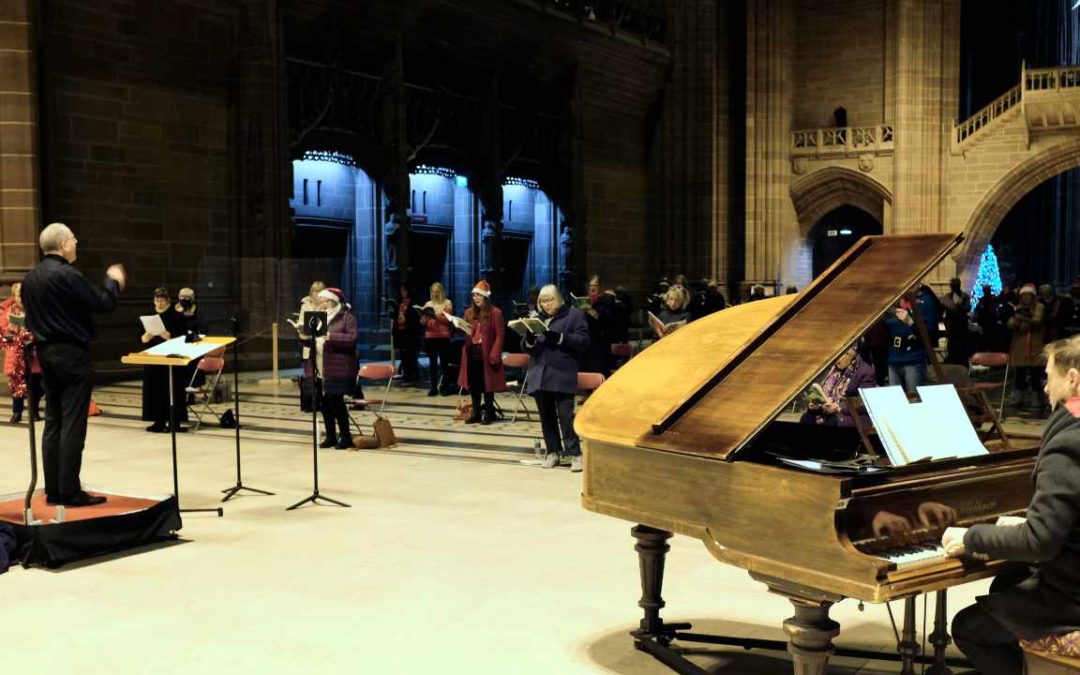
[{"x1": 21, "y1": 254, "x2": 120, "y2": 348}]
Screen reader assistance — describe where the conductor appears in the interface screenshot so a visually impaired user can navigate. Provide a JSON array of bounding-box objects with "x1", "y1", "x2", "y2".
[{"x1": 21, "y1": 223, "x2": 126, "y2": 507}]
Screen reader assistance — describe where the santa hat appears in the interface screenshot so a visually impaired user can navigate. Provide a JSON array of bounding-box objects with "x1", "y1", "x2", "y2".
[
  {"x1": 1019, "y1": 284, "x2": 1037, "y2": 296},
  {"x1": 318, "y1": 287, "x2": 347, "y2": 306},
  {"x1": 471, "y1": 280, "x2": 491, "y2": 298}
]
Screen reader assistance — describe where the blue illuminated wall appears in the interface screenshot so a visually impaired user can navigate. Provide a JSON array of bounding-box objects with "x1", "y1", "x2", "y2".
[
  {"x1": 502, "y1": 182, "x2": 560, "y2": 298},
  {"x1": 290, "y1": 159, "x2": 357, "y2": 225}
]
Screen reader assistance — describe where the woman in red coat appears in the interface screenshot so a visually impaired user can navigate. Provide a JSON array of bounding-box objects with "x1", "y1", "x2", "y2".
[{"x1": 457, "y1": 280, "x2": 507, "y2": 425}]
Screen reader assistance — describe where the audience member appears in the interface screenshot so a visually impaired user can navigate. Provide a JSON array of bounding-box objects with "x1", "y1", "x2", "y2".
[
  {"x1": 392, "y1": 284, "x2": 421, "y2": 383},
  {"x1": 580, "y1": 274, "x2": 614, "y2": 377},
  {"x1": 656, "y1": 287, "x2": 690, "y2": 332},
  {"x1": 458, "y1": 280, "x2": 507, "y2": 425},
  {"x1": 421, "y1": 281, "x2": 454, "y2": 396},
  {"x1": 140, "y1": 287, "x2": 188, "y2": 433},
  {"x1": 800, "y1": 342, "x2": 876, "y2": 427},
  {"x1": 1039, "y1": 283, "x2": 1067, "y2": 344},
  {"x1": 523, "y1": 285, "x2": 590, "y2": 473},
  {"x1": 748, "y1": 284, "x2": 767, "y2": 302},
  {"x1": 1065, "y1": 278, "x2": 1080, "y2": 339},
  {"x1": 0, "y1": 282, "x2": 41, "y2": 423},
  {"x1": 941, "y1": 277, "x2": 972, "y2": 366},
  {"x1": 300, "y1": 288, "x2": 358, "y2": 449},
  {"x1": 692, "y1": 279, "x2": 727, "y2": 319},
  {"x1": 1009, "y1": 284, "x2": 1045, "y2": 410},
  {"x1": 884, "y1": 289, "x2": 936, "y2": 394}
]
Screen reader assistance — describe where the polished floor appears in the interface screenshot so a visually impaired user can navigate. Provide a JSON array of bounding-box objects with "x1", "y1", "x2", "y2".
[{"x1": 0, "y1": 376, "x2": 1047, "y2": 674}]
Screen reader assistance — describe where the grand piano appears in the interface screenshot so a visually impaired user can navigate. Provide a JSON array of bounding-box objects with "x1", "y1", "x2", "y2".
[{"x1": 576, "y1": 233, "x2": 1040, "y2": 674}]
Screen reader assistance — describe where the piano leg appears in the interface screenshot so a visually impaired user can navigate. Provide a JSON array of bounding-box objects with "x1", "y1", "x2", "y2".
[
  {"x1": 899, "y1": 596, "x2": 921, "y2": 675},
  {"x1": 926, "y1": 590, "x2": 953, "y2": 675},
  {"x1": 782, "y1": 599, "x2": 840, "y2": 675},
  {"x1": 632, "y1": 524, "x2": 674, "y2": 639}
]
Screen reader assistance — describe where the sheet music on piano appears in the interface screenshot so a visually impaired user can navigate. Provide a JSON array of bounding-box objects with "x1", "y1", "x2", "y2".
[{"x1": 858, "y1": 384, "x2": 989, "y2": 465}]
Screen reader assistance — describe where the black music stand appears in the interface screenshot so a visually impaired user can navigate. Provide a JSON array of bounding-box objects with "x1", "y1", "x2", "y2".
[
  {"x1": 287, "y1": 311, "x2": 350, "y2": 510},
  {"x1": 220, "y1": 314, "x2": 274, "y2": 502}
]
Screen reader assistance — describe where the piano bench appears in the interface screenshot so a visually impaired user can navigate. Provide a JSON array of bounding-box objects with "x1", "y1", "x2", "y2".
[{"x1": 1022, "y1": 632, "x2": 1080, "y2": 674}]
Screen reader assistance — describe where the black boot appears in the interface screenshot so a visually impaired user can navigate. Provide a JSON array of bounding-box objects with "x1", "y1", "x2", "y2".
[
  {"x1": 319, "y1": 435, "x2": 338, "y2": 448},
  {"x1": 480, "y1": 405, "x2": 495, "y2": 425},
  {"x1": 464, "y1": 400, "x2": 482, "y2": 424}
]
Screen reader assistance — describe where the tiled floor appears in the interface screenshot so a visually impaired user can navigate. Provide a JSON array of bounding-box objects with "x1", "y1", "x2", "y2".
[{"x1": 0, "y1": 376, "x2": 1041, "y2": 674}]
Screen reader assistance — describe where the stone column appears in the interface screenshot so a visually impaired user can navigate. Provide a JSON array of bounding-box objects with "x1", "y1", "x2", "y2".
[
  {"x1": 743, "y1": 0, "x2": 799, "y2": 295},
  {"x1": 0, "y1": 0, "x2": 41, "y2": 282},
  {"x1": 892, "y1": 0, "x2": 960, "y2": 243}
]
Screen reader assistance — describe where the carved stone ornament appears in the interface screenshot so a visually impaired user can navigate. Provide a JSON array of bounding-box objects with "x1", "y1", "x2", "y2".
[
  {"x1": 858, "y1": 154, "x2": 874, "y2": 173},
  {"x1": 792, "y1": 157, "x2": 809, "y2": 175}
]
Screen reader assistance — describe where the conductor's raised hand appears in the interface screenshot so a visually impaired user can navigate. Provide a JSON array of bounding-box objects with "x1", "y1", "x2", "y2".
[{"x1": 106, "y1": 263, "x2": 127, "y2": 291}]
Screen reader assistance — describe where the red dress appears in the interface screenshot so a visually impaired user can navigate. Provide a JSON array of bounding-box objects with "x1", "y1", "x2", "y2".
[{"x1": 457, "y1": 306, "x2": 508, "y2": 393}]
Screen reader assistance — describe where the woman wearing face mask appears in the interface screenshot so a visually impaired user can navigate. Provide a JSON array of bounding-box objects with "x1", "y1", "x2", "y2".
[
  {"x1": 457, "y1": 280, "x2": 507, "y2": 425},
  {"x1": 140, "y1": 287, "x2": 188, "y2": 433},
  {"x1": 175, "y1": 287, "x2": 210, "y2": 399},
  {"x1": 522, "y1": 285, "x2": 590, "y2": 472}
]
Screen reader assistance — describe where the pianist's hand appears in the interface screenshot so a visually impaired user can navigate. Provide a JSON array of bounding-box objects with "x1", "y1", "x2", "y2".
[
  {"x1": 871, "y1": 511, "x2": 913, "y2": 540},
  {"x1": 941, "y1": 527, "x2": 968, "y2": 557},
  {"x1": 917, "y1": 502, "x2": 958, "y2": 530}
]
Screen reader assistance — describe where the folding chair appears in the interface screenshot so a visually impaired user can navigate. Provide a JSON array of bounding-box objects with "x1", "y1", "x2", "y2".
[
  {"x1": 185, "y1": 346, "x2": 226, "y2": 431},
  {"x1": 353, "y1": 362, "x2": 396, "y2": 414},
  {"x1": 576, "y1": 371, "x2": 606, "y2": 402},
  {"x1": 969, "y1": 352, "x2": 1010, "y2": 421},
  {"x1": 501, "y1": 352, "x2": 532, "y2": 422}
]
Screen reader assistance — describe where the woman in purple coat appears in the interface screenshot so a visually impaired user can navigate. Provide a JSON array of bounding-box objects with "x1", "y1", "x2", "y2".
[
  {"x1": 301, "y1": 287, "x2": 358, "y2": 449},
  {"x1": 800, "y1": 342, "x2": 876, "y2": 427},
  {"x1": 523, "y1": 285, "x2": 590, "y2": 472}
]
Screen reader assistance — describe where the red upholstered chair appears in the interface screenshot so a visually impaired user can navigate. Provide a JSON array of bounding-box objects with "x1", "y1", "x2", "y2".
[
  {"x1": 501, "y1": 352, "x2": 533, "y2": 422},
  {"x1": 353, "y1": 362, "x2": 396, "y2": 414},
  {"x1": 969, "y1": 352, "x2": 1010, "y2": 420},
  {"x1": 576, "y1": 372, "x2": 606, "y2": 398},
  {"x1": 186, "y1": 346, "x2": 226, "y2": 431}
]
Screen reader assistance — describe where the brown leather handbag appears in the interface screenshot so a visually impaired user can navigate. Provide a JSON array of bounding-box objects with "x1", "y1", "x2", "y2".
[{"x1": 373, "y1": 415, "x2": 397, "y2": 447}]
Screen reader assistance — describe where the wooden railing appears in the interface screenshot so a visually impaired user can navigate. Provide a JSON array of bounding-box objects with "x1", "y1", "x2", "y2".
[{"x1": 790, "y1": 124, "x2": 894, "y2": 156}]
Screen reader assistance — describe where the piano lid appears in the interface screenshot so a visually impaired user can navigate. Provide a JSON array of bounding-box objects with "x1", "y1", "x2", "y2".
[{"x1": 574, "y1": 233, "x2": 963, "y2": 462}]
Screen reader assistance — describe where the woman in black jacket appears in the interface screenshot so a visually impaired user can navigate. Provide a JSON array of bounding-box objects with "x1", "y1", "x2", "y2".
[
  {"x1": 140, "y1": 287, "x2": 188, "y2": 433},
  {"x1": 523, "y1": 284, "x2": 590, "y2": 473}
]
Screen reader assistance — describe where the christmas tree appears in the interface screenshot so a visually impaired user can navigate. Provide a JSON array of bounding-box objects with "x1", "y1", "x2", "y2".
[{"x1": 969, "y1": 244, "x2": 1002, "y2": 311}]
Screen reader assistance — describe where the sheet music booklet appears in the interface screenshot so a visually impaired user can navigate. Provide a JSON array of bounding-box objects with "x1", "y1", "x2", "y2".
[
  {"x1": 858, "y1": 385, "x2": 988, "y2": 466},
  {"x1": 507, "y1": 317, "x2": 550, "y2": 337}
]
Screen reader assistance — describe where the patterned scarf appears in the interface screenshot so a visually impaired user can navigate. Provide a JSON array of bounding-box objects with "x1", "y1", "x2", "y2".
[{"x1": 4, "y1": 328, "x2": 33, "y2": 398}]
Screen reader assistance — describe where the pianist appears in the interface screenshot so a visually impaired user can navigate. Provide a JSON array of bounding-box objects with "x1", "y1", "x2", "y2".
[{"x1": 946, "y1": 335, "x2": 1080, "y2": 675}]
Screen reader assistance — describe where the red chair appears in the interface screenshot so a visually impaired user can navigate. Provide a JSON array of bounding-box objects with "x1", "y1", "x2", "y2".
[
  {"x1": 353, "y1": 362, "x2": 396, "y2": 414},
  {"x1": 501, "y1": 352, "x2": 533, "y2": 422},
  {"x1": 576, "y1": 372, "x2": 606, "y2": 399},
  {"x1": 186, "y1": 346, "x2": 226, "y2": 431},
  {"x1": 969, "y1": 352, "x2": 1010, "y2": 420}
]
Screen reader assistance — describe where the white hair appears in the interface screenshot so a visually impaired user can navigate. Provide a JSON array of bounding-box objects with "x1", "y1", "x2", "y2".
[
  {"x1": 39, "y1": 222, "x2": 74, "y2": 253},
  {"x1": 538, "y1": 284, "x2": 564, "y2": 309}
]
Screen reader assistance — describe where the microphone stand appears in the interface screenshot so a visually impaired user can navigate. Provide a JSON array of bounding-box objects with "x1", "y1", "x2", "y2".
[
  {"x1": 221, "y1": 313, "x2": 274, "y2": 502},
  {"x1": 287, "y1": 328, "x2": 350, "y2": 510}
]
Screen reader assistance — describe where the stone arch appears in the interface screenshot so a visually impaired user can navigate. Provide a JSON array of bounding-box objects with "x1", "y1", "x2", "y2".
[
  {"x1": 790, "y1": 166, "x2": 893, "y2": 236},
  {"x1": 956, "y1": 137, "x2": 1080, "y2": 279}
]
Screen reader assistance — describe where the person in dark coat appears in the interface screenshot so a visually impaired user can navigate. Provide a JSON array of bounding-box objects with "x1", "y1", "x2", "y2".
[
  {"x1": 947, "y1": 334, "x2": 1080, "y2": 675},
  {"x1": 301, "y1": 287, "x2": 358, "y2": 449},
  {"x1": 392, "y1": 284, "x2": 421, "y2": 383},
  {"x1": 175, "y1": 287, "x2": 211, "y2": 399},
  {"x1": 941, "y1": 277, "x2": 972, "y2": 366},
  {"x1": 457, "y1": 280, "x2": 507, "y2": 425},
  {"x1": 140, "y1": 287, "x2": 188, "y2": 433},
  {"x1": 21, "y1": 222, "x2": 125, "y2": 507},
  {"x1": 580, "y1": 275, "x2": 614, "y2": 377},
  {"x1": 523, "y1": 284, "x2": 590, "y2": 473}
]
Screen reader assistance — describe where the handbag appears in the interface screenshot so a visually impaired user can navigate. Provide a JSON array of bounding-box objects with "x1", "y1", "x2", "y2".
[
  {"x1": 373, "y1": 414, "x2": 397, "y2": 447},
  {"x1": 453, "y1": 399, "x2": 473, "y2": 421},
  {"x1": 353, "y1": 434, "x2": 380, "y2": 449}
]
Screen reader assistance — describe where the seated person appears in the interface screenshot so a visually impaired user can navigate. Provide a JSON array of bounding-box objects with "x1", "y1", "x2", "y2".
[
  {"x1": 800, "y1": 343, "x2": 876, "y2": 427},
  {"x1": 943, "y1": 335, "x2": 1080, "y2": 675}
]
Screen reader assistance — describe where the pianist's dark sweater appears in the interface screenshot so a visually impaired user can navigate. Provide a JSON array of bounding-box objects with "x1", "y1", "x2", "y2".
[{"x1": 963, "y1": 397, "x2": 1080, "y2": 639}]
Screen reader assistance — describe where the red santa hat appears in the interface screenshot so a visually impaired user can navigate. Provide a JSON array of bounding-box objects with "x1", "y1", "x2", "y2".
[
  {"x1": 471, "y1": 280, "x2": 491, "y2": 298},
  {"x1": 1019, "y1": 284, "x2": 1037, "y2": 296},
  {"x1": 317, "y1": 287, "x2": 348, "y2": 306}
]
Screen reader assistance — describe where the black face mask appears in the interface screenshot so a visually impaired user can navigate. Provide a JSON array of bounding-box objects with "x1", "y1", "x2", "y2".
[{"x1": 180, "y1": 298, "x2": 193, "y2": 310}]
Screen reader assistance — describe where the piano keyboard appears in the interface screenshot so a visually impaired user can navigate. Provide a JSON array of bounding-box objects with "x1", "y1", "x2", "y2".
[{"x1": 876, "y1": 543, "x2": 947, "y2": 569}]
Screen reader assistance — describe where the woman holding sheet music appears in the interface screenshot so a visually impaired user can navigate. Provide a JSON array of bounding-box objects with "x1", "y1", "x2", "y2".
[
  {"x1": 522, "y1": 285, "x2": 590, "y2": 473},
  {"x1": 457, "y1": 280, "x2": 507, "y2": 425},
  {"x1": 140, "y1": 287, "x2": 188, "y2": 433},
  {"x1": 420, "y1": 282, "x2": 454, "y2": 396}
]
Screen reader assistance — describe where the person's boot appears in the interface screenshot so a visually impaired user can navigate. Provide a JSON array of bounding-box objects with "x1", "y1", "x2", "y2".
[
  {"x1": 320, "y1": 434, "x2": 338, "y2": 448},
  {"x1": 427, "y1": 387, "x2": 438, "y2": 396},
  {"x1": 480, "y1": 405, "x2": 495, "y2": 426},
  {"x1": 9, "y1": 410, "x2": 21, "y2": 424}
]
